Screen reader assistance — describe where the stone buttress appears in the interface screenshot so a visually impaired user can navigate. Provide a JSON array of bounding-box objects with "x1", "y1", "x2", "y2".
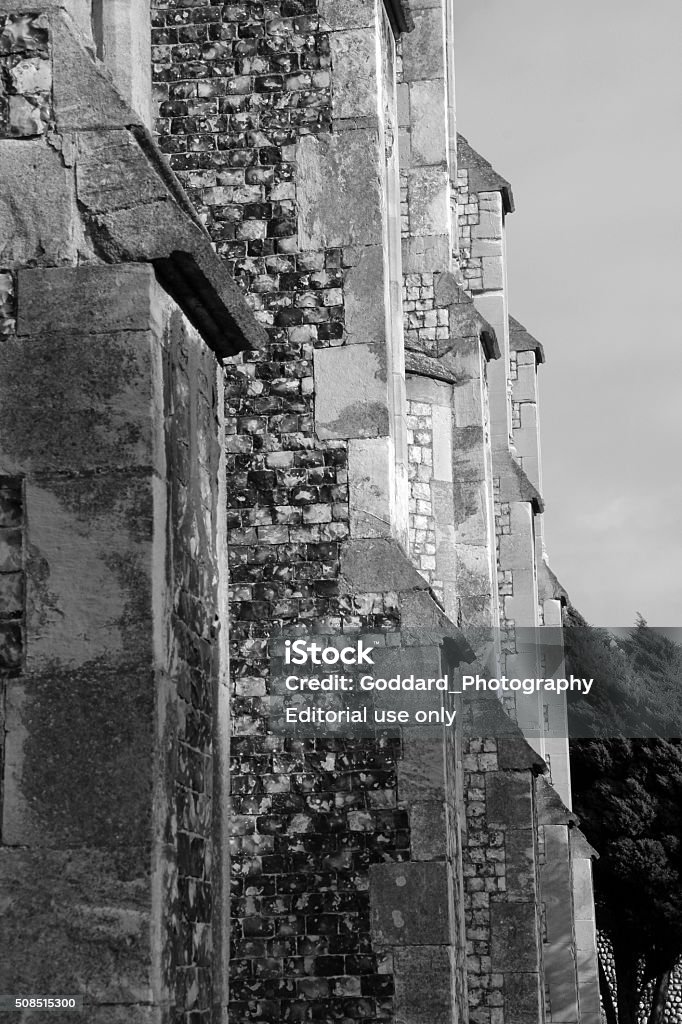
[{"x1": 0, "y1": 3, "x2": 265, "y2": 1021}]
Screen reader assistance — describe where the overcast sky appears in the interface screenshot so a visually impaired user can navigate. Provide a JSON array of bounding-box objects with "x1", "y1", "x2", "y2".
[{"x1": 454, "y1": 0, "x2": 682, "y2": 626}]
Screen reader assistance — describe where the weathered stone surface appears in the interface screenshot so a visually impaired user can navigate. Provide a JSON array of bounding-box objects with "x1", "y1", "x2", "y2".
[
  {"x1": 505, "y1": 828, "x2": 537, "y2": 899},
  {"x1": 330, "y1": 29, "x2": 377, "y2": 119},
  {"x1": 3, "y1": 661, "x2": 154, "y2": 847},
  {"x1": 394, "y1": 946, "x2": 454, "y2": 1023},
  {"x1": 17, "y1": 263, "x2": 158, "y2": 335},
  {"x1": 504, "y1": 971, "x2": 543, "y2": 1023},
  {"x1": 497, "y1": 733, "x2": 547, "y2": 771},
  {"x1": 536, "y1": 775, "x2": 578, "y2": 826},
  {"x1": 348, "y1": 437, "x2": 393, "y2": 537},
  {"x1": 402, "y1": 232, "x2": 451, "y2": 273},
  {"x1": 0, "y1": 846, "x2": 153, "y2": 1001},
  {"x1": 409, "y1": 80, "x2": 447, "y2": 165},
  {"x1": 370, "y1": 861, "x2": 450, "y2": 945},
  {"x1": 319, "y1": 0, "x2": 377, "y2": 30},
  {"x1": 340, "y1": 538, "x2": 429, "y2": 593},
  {"x1": 95, "y1": 0, "x2": 152, "y2": 127},
  {"x1": 486, "y1": 771, "x2": 533, "y2": 826},
  {"x1": 52, "y1": 12, "x2": 136, "y2": 131},
  {"x1": 406, "y1": 166, "x2": 449, "y2": 236},
  {"x1": 76, "y1": 129, "x2": 169, "y2": 213},
  {"x1": 490, "y1": 902, "x2": 540, "y2": 972},
  {"x1": 398, "y1": 734, "x2": 446, "y2": 803},
  {"x1": 0, "y1": 139, "x2": 82, "y2": 266},
  {"x1": 344, "y1": 244, "x2": 386, "y2": 345},
  {"x1": 401, "y1": 8, "x2": 445, "y2": 82},
  {"x1": 73, "y1": 130, "x2": 264, "y2": 357},
  {"x1": 409, "y1": 801, "x2": 447, "y2": 861},
  {"x1": 0, "y1": 336, "x2": 162, "y2": 475},
  {"x1": 314, "y1": 343, "x2": 389, "y2": 439},
  {"x1": 23, "y1": 476, "x2": 156, "y2": 669},
  {"x1": 298, "y1": 131, "x2": 382, "y2": 249}
]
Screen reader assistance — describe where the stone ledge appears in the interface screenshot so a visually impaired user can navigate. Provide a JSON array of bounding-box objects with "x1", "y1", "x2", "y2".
[
  {"x1": 47, "y1": 10, "x2": 263, "y2": 359},
  {"x1": 457, "y1": 133, "x2": 515, "y2": 214},
  {"x1": 510, "y1": 315, "x2": 545, "y2": 364},
  {"x1": 405, "y1": 350, "x2": 457, "y2": 383}
]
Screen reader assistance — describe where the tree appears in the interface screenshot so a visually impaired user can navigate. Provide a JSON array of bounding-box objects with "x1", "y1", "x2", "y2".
[{"x1": 569, "y1": 620, "x2": 682, "y2": 1024}]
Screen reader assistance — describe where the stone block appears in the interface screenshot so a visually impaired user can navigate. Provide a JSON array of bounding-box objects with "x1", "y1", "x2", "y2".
[
  {"x1": 319, "y1": 0, "x2": 376, "y2": 30},
  {"x1": 0, "y1": 570, "x2": 23, "y2": 616},
  {"x1": 406, "y1": 166, "x2": 449, "y2": 236},
  {"x1": 0, "y1": 846, "x2": 153, "y2": 1001},
  {"x1": 409, "y1": 80, "x2": 447, "y2": 165},
  {"x1": 370, "y1": 861, "x2": 450, "y2": 945},
  {"x1": 0, "y1": 329, "x2": 163, "y2": 475},
  {"x1": 505, "y1": 828, "x2": 536, "y2": 899},
  {"x1": 393, "y1": 946, "x2": 454, "y2": 1024},
  {"x1": 490, "y1": 902, "x2": 539, "y2": 972},
  {"x1": 409, "y1": 801, "x2": 447, "y2": 861},
  {"x1": 17, "y1": 263, "x2": 160, "y2": 336},
  {"x1": 497, "y1": 734, "x2": 547, "y2": 772},
  {"x1": 96, "y1": 0, "x2": 153, "y2": 127},
  {"x1": 2, "y1": 661, "x2": 154, "y2": 847},
  {"x1": 513, "y1": 361, "x2": 537, "y2": 404},
  {"x1": 344, "y1": 244, "x2": 386, "y2": 346},
  {"x1": 330, "y1": 29, "x2": 377, "y2": 119},
  {"x1": 504, "y1": 972, "x2": 543, "y2": 1023},
  {"x1": 486, "y1": 771, "x2": 533, "y2": 827},
  {"x1": 401, "y1": 9, "x2": 445, "y2": 82},
  {"x1": 23, "y1": 476, "x2": 157, "y2": 671},
  {"x1": 75, "y1": 128, "x2": 169, "y2": 216},
  {"x1": 340, "y1": 538, "x2": 429, "y2": 594},
  {"x1": 398, "y1": 734, "x2": 446, "y2": 803},
  {"x1": 314, "y1": 344, "x2": 389, "y2": 440},
  {"x1": 348, "y1": 437, "x2": 392, "y2": 538},
  {"x1": 52, "y1": 12, "x2": 137, "y2": 131},
  {"x1": 402, "y1": 233, "x2": 450, "y2": 273},
  {"x1": 406, "y1": 375, "x2": 451, "y2": 406},
  {"x1": 431, "y1": 405, "x2": 453, "y2": 480},
  {"x1": 0, "y1": 139, "x2": 82, "y2": 267},
  {"x1": 471, "y1": 237, "x2": 502, "y2": 258},
  {"x1": 481, "y1": 255, "x2": 505, "y2": 291},
  {"x1": 298, "y1": 131, "x2": 382, "y2": 249}
]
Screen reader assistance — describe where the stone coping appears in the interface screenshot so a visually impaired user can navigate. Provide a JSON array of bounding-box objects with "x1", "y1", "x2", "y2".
[
  {"x1": 457, "y1": 132, "x2": 515, "y2": 214},
  {"x1": 510, "y1": 315, "x2": 546, "y2": 364}
]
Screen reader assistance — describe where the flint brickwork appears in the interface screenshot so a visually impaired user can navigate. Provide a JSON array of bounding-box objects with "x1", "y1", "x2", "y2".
[{"x1": 152, "y1": 3, "x2": 433, "y2": 1022}]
